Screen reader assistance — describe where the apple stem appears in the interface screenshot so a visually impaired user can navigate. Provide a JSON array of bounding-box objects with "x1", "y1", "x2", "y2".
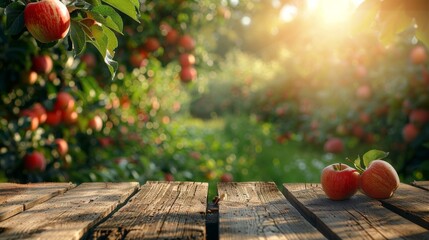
[
  {"x1": 333, "y1": 163, "x2": 342, "y2": 171},
  {"x1": 346, "y1": 157, "x2": 363, "y2": 173},
  {"x1": 355, "y1": 165, "x2": 364, "y2": 173}
]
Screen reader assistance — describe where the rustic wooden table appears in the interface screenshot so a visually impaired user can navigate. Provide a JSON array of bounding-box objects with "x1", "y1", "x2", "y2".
[{"x1": 0, "y1": 181, "x2": 428, "y2": 239}]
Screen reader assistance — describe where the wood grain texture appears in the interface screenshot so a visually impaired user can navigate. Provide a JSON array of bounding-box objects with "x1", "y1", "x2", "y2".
[
  {"x1": 0, "y1": 182, "x2": 75, "y2": 222},
  {"x1": 282, "y1": 183, "x2": 429, "y2": 240},
  {"x1": 91, "y1": 181, "x2": 208, "y2": 240},
  {"x1": 411, "y1": 181, "x2": 429, "y2": 191},
  {"x1": 218, "y1": 182, "x2": 326, "y2": 240},
  {"x1": 0, "y1": 182, "x2": 139, "y2": 240},
  {"x1": 380, "y1": 183, "x2": 429, "y2": 230}
]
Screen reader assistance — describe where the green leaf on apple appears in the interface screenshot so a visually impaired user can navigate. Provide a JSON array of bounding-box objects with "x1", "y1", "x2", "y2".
[
  {"x1": 363, "y1": 149, "x2": 389, "y2": 166},
  {"x1": 5, "y1": 2, "x2": 25, "y2": 36},
  {"x1": 354, "y1": 149, "x2": 389, "y2": 172},
  {"x1": 91, "y1": 5, "x2": 123, "y2": 33},
  {"x1": 101, "y1": 0, "x2": 140, "y2": 22},
  {"x1": 353, "y1": 155, "x2": 365, "y2": 172}
]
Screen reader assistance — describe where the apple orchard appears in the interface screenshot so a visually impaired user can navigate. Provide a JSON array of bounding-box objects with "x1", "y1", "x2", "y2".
[{"x1": 0, "y1": 0, "x2": 429, "y2": 184}]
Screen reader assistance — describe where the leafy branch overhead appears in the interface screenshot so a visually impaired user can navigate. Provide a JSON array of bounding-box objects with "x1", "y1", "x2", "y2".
[
  {"x1": 353, "y1": 0, "x2": 429, "y2": 47},
  {"x1": 3, "y1": 0, "x2": 140, "y2": 78}
]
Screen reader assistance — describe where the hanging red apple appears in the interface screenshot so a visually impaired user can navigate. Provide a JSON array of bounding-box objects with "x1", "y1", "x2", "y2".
[
  {"x1": 54, "y1": 138, "x2": 69, "y2": 156},
  {"x1": 180, "y1": 66, "x2": 197, "y2": 83},
  {"x1": 31, "y1": 55, "x2": 53, "y2": 74},
  {"x1": 24, "y1": 151, "x2": 46, "y2": 171},
  {"x1": 179, "y1": 53, "x2": 196, "y2": 67},
  {"x1": 88, "y1": 115, "x2": 103, "y2": 131},
  {"x1": 24, "y1": 0, "x2": 71, "y2": 43},
  {"x1": 179, "y1": 34, "x2": 196, "y2": 51}
]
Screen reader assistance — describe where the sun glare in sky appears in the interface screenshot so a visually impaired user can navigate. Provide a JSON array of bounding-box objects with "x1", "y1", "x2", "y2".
[{"x1": 280, "y1": 0, "x2": 365, "y2": 25}]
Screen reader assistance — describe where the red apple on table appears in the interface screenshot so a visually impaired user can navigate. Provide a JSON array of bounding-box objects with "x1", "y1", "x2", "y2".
[
  {"x1": 24, "y1": 151, "x2": 46, "y2": 171},
  {"x1": 24, "y1": 0, "x2": 71, "y2": 43},
  {"x1": 360, "y1": 160, "x2": 400, "y2": 199},
  {"x1": 32, "y1": 55, "x2": 53, "y2": 74},
  {"x1": 321, "y1": 163, "x2": 360, "y2": 200}
]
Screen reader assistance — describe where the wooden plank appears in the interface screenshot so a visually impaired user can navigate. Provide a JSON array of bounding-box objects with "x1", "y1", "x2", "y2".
[
  {"x1": 218, "y1": 182, "x2": 326, "y2": 240},
  {"x1": 0, "y1": 182, "x2": 139, "y2": 240},
  {"x1": 91, "y1": 181, "x2": 208, "y2": 240},
  {"x1": 411, "y1": 181, "x2": 429, "y2": 191},
  {"x1": 0, "y1": 182, "x2": 75, "y2": 221},
  {"x1": 380, "y1": 183, "x2": 429, "y2": 229},
  {"x1": 282, "y1": 183, "x2": 429, "y2": 240}
]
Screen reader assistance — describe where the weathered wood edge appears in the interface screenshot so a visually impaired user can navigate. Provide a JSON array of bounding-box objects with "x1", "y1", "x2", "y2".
[
  {"x1": 0, "y1": 182, "x2": 76, "y2": 222},
  {"x1": 83, "y1": 183, "x2": 141, "y2": 240},
  {"x1": 23, "y1": 182, "x2": 76, "y2": 210},
  {"x1": 0, "y1": 182, "x2": 140, "y2": 240},
  {"x1": 219, "y1": 182, "x2": 326, "y2": 240},
  {"x1": 379, "y1": 183, "x2": 429, "y2": 230},
  {"x1": 410, "y1": 181, "x2": 429, "y2": 191},
  {"x1": 281, "y1": 183, "x2": 339, "y2": 240},
  {"x1": 89, "y1": 181, "x2": 208, "y2": 240}
]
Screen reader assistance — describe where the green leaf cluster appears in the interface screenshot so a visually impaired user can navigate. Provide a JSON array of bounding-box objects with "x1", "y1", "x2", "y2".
[{"x1": 69, "y1": 0, "x2": 140, "y2": 78}]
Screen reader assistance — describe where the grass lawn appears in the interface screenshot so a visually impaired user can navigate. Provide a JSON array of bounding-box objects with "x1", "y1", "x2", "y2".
[{"x1": 174, "y1": 115, "x2": 354, "y2": 198}]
